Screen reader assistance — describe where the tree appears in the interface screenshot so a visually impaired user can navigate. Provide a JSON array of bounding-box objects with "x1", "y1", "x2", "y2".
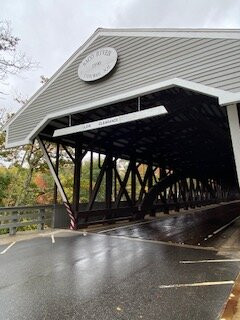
[
  {"x1": 0, "y1": 22, "x2": 52, "y2": 208},
  {"x1": 0, "y1": 166, "x2": 11, "y2": 206},
  {"x1": 0, "y1": 20, "x2": 36, "y2": 86},
  {"x1": 0, "y1": 72, "x2": 51, "y2": 205},
  {"x1": 0, "y1": 19, "x2": 39, "y2": 169}
]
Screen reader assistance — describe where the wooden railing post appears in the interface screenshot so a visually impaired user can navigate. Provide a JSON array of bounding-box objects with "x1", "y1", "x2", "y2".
[
  {"x1": 38, "y1": 208, "x2": 45, "y2": 231},
  {"x1": 9, "y1": 212, "x2": 18, "y2": 235}
]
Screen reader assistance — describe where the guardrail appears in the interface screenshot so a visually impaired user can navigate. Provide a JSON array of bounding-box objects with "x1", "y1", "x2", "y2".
[{"x1": 0, "y1": 205, "x2": 54, "y2": 235}]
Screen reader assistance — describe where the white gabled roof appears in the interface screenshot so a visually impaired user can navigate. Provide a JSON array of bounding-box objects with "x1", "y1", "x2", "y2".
[{"x1": 4, "y1": 28, "x2": 240, "y2": 148}]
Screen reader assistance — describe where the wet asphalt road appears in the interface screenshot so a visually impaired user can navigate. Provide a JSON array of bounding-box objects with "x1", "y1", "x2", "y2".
[
  {"x1": 0, "y1": 230, "x2": 240, "y2": 320},
  {"x1": 102, "y1": 202, "x2": 240, "y2": 246}
]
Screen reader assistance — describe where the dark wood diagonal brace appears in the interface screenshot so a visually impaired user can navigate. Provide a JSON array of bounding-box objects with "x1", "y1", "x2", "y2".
[
  {"x1": 114, "y1": 166, "x2": 132, "y2": 207},
  {"x1": 37, "y1": 137, "x2": 76, "y2": 229},
  {"x1": 114, "y1": 162, "x2": 132, "y2": 208},
  {"x1": 87, "y1": 155, "x2": 109, "y2": 211}
]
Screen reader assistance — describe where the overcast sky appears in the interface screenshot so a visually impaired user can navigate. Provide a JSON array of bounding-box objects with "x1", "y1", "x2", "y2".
[{"x1": 1, "y1": 0, "x2": 240, "y2": 112}]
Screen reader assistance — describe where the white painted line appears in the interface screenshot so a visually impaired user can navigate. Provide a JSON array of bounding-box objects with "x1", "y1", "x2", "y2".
[
  {"x1": 212, "y1": 216, "x2": 240, "y2": 236},
  {"x1": 0, "y1": 241, "x2": 16, "y2": 255},
  {"x1": 159, "y1": 281, "x2": 234, "y2": 289},
  {"x1": 98, "y1": 219, "x2": 156, "y2": 233},
  {"x1": 180, "y1": 259, "x2": 240, "y2": 264},
  {"x1": 51, "y1": 234, "x2": 55, "y2": 244}
]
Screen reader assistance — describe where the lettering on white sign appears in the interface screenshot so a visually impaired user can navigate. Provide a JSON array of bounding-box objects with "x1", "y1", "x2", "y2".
[
  {"x1": 82, "y1": 117, "x2": 120, "y2": 130},
  {"x1": 53, "y1": 106, "x2": 168, "y2": 138},
  {"x1": 78, "y1": 47, "x2": 118, "y2": 82}
]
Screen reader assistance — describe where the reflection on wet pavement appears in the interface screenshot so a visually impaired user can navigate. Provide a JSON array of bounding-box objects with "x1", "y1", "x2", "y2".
[{"x1": 102, "y1": 202, "x2": 240, "y2": 246}]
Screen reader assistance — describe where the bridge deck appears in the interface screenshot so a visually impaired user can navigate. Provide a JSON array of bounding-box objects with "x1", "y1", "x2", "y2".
[{"x1": 101, "y1": 201, "x2": 240, "y2": 247}]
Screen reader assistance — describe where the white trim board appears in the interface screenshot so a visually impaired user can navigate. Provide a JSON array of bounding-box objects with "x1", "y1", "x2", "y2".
[
  {"x1": 53, "y1": 106, "x2": 167, "y2": 137},
  {"x1": 5, "y1": 78, "x2": 240, "y2": 148},
  {"x1": 3, "y1": 27, "x2": 240, "y2": 132},
  {"x1": 101, "y1": 28, "x2": 240, "y2": 40}
]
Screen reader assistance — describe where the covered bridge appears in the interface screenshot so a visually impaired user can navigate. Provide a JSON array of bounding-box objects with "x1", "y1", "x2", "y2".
[{"x1": 3, "y1": 28, "x2": 240, "y2": 229}]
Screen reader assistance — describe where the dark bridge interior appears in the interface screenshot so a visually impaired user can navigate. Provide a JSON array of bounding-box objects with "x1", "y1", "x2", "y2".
[{"x1": 39, "y1": 87, "x2": 239, "y2": 227}]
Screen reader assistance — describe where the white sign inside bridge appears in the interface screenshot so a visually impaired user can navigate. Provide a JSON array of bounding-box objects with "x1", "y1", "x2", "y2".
[
  {"x1": 78, "y1": 47, "x2": 118, "y2": 82},
  {"x1": 53, "y1": 106, "x2": 168, "y2": 137}
]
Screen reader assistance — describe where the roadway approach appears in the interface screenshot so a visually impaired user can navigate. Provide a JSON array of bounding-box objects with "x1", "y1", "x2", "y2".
[
  {"x1": 2, "y1": 28, "x2": 240, "y2": 320},
  {"x1": 1, "y1": 202, "x2": 240, "y2": 320}
]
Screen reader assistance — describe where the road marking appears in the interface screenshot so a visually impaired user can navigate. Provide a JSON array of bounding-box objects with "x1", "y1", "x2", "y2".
[
  {"x1": 159, "y1": 281, "x2": 234, "y2": 289},
  {"x1": 212, "y1": 216, "x2": 240, "y2": 236},
  {"x1": 98, "y1": 219, "x2": 155, "y2": 233},
  {"x1": 0, "y1": 241, "x2": 16, "y2": 254},
  {"x1": 180, "y1": 259, "x2": 240, "y2": 264},
  {"x1": 51, "y1": 234, "x2": 55, "y2": 244}
]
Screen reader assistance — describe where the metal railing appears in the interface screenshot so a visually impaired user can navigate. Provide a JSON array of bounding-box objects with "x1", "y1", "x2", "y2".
[{"x1": 0, "y1": 205, "x2": 54, "y2": 235}]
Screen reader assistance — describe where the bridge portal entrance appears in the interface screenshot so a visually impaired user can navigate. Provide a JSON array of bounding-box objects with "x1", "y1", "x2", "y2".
[{"x1": 37, "y1": 86, "x2": 240, "y2": 229}]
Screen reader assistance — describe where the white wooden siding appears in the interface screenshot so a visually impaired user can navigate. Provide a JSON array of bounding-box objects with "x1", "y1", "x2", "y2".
[{"x1": 7, "y1": 33, "x2": 240, "y2": 145}]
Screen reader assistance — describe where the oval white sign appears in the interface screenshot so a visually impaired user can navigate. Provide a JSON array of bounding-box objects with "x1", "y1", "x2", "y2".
[{"x1": 78, "y1": 47, "x2": 118, "y2": 82}]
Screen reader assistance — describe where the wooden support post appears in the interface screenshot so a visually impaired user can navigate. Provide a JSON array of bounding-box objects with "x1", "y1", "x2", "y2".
[
  {"x1": 189, "y1": 178, "x2": 195, "y2": 208},
  {"x1": 173, "y1": 182, "x2": 180, "y2": 212},
  {"x1": 114, "y1": 159, "x2": 117, "y2": 202},
  {"x1": 89, "y1": 151, "x2": 93, "y2": 202},
  {"x1": 148, "y1": 161, "x2": 155, "y2": 217},
  {"x1": 181, "y1": 178, "x2": 188, "y2": 210},
  {"x1": 73, "y1": 141, "x2": 82, "y2": 226},
  {"x1": 199, "y1": 180, "x2": 204, "y2": 202},
  {"x1": 159, "y1": 167, "x2": 169, "y2": 214},
  {"x1": 131, "y1": 158, "x2": 136, "y2": 205},
  {"x1": 105, "y1": 154, "x2": 113, "y2": 219},
  {"x1": 196, "y1": 179, "x2": 201, "y2": 206},
  {"x1": 226, "y1": 104, "x2": 240, "y2": 189},
  {"x1": 160, "y1": 167, "x2": 167, "y2": 202},
  {"x1": 148, "y1": 161, "x2": 153, "y2": 191}
]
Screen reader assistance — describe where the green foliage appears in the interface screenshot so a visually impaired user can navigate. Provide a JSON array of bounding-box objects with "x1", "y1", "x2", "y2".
[
  {"x1": 80, "y1": 159, "x2": 105, "y2": 202},
  {"x1": 0, "y1": 156, "x2": 109, "y2": 207},
  {"x1": 0, "y1": 167, "x2": 11, "y2": 206}
]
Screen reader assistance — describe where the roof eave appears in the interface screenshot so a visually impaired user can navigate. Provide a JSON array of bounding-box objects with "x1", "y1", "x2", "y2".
[{"x1": 5, "y1": 78, "x2": 240, "y2": 149}]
